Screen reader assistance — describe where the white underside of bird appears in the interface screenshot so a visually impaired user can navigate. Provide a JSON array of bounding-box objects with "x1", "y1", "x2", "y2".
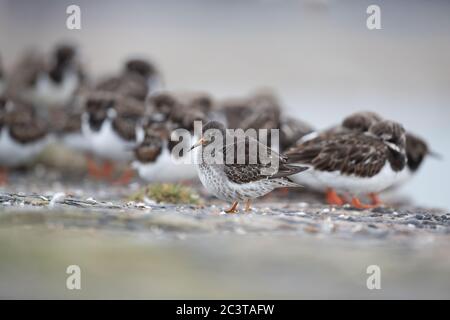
[
  {"x1": 0, "y1": 128, "x2": 49, "y2": 166},
  {"x1": 24, "y1": 71, "x2": 79, "y2": 107},
  {"x1": 290, "y1": 163, "x2": 404, "y2": 196},
  {"x1": 387, "y1": 168, "x2": 413, "y2": 190},
  {"x1": 82, "y1": 118, "x2": 136, "y2": 162},
  {"x1": 133, "y1": 145, "x2": 197, "y2": 182}
]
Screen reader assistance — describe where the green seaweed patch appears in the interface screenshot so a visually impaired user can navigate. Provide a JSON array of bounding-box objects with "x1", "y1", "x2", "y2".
[{"x1": 128, "y1": 183, "x2": 202, "y2": 205}]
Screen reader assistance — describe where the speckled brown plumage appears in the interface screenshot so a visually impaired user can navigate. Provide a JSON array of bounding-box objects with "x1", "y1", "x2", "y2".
[
  {"x1": 5, "y1": 102, "x2": 48, "y2": 144},
  {"x1": 62, "y1": 112, "x2": 82, "y2": 134},
  {"x1": 133, "y1": 128, "x2": 165, "y2": 163},
  {"x1": 341, "y1": 111, "x2": 383, "y2": 132},
  {"x1": 169, "y1": 92, "x2": 213, "y2": 131},
  {"x1": 287, "y1": 120, "x2": 407, "y2": 177},
  {"x1": 96, "y1": 59, "x2": 159, "y2": 102},
  {"x1": 96, "y1": 74, "x2": 148, "y2": 102},
  {"x1": 220, "y1": 90, "x2": 281, "y2": 131},
  {"x1": 112, "y1": 97, "x2": 145, "y2": 141},
  {"x1": 7, "y1": 52, "x2": 45, "y2": 95}
]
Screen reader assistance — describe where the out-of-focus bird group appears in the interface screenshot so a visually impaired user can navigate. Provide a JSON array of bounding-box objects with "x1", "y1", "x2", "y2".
[{"x1": 0, "y1": 43, "x2": 439, "y2": 211}]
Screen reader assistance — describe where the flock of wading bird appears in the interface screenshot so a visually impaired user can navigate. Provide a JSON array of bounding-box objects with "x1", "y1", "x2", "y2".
[{"x1": 0, "y1": 44, "x2": 440, "y2": 212}]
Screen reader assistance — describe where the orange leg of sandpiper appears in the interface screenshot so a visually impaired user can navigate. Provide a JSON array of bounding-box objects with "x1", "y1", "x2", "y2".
[
  {"x1": 180, "y1": 180, "x2": 193, "y2": 186},
  {"x1": 0, "y1": 167, "x2": 8, "y2": 186},
  {"x1": 112, "y1": 167, "x2": 135, "y2": 185},
  {"x1": 351, "y1": 197, "x2": 375, "y2": 210},
  {"x1": 325, "y1": 188, "x2": 344, "y2": 206},
  {"x1": 225, "y1": 201, "x2": 239, "y2": 214},
  {"x1": 244, "y1": 200, "x2": 252, "y2": 212},
  {"x1": 368, "y1": 193, "x2": 383, "y2": 206},
  {"x1": 279, "y1": 187, "x2": 289, "y2": 196}
]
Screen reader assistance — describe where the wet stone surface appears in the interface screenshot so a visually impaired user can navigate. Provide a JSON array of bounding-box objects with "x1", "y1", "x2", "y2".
[
  {"x1": 1, "y1": 171, "x2": 449, "y2": 299},
  {"x1": 0, "y1": 184, "x2": 449, "y2": 242}
]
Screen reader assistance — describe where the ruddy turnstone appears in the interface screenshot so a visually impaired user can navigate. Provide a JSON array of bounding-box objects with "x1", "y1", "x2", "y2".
[
  {"x1": 169, "y1": 92, "x2": 214, "y2": 131},
  {"x1": 133, "y1": 92, "x2": 213, "y2": 183},
  {"x1": 300, "y1": 111, "x2": 383, "y2": 144},
  {"x1": 147, "y1": 92, "x2": 178, "y2": 122},
  {"x1": 218, "y1": 90, "x2": 284, "y2": 156},
  {"x1": 220, "y1": 90, "x2": 281, "y2": 131},
  {"x1": 53, "y1": 100, "x2": 91, "y2": 153},
  {"x1": 96, "y1": 59, "x2": 163, "y2": 101},
  {"x1": 133, "y1": 92, "x2": 212, "y2": 182},
  {"x1": 81, "y1": 92, "x2": 145, "y2": 183},
  {"x1": 190, "y1": 121, "x2": 307, "y2": 213},
  {"x1": 0, "y1": 98, "x2": 50, "y2": 184},
  {"x1": 286, "y1": 120, "x2": 408, "y2": 209},
  {"x1": 147, "y1": 91, "x2": 213, "y2": 125},
  {"x1": 337, "y1": 111, "x2": 383, "y2": 134},
  {"x1": 325, "y1": 111, "x2": 437, "y2": 187},
  {"x1": 8, "y1": 44, "x2": 85, "y2": 109},
  {"x1": 132, "y1": 121, "x2": 198, "y2": 182},
  {"x1": 218, "y1": 90, "x2": 314, "y2": 153}
]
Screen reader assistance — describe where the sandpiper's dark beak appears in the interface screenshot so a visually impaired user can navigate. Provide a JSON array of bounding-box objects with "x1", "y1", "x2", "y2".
[
  {"x1": 428, "y1": 150, "x2": 443, "y2": 160},
  {"x1": 189, "y1": 137, "x2": 205, "y2": 151}
]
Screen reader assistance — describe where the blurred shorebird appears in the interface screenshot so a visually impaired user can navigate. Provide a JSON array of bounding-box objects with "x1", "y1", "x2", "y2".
[
  {"x1": 219, "y1": 90, "x2": 281, "y2": 132},
  {"x1": 96, "y1": 59, "x2": 163, "y2": 101},
  {"x1": 218, "y1": 89, "x2": 314, "y2": 152},
  {"x1": 0, "y1": 98, "x2": 50, "y2": 184},
  {"x1": 133, "y1": 92, "x2": 213, "y2": 183},
  {"x1": 8, "y1": 44, "x2": 85, "y2": 109},
  {"x1": 286, "y1": 120, "x2": 408, "y2": 209},
  {"x1": 132, "y1": 121, "x2": 198, "y2": 182},
  {"x1": 190, "y1": 121, "x2": 307, "y2": 213},
  {"x1": 296, "y1": 111, "x2": 439, "y2": 203},
  {"x1": 81, "y1": 91, "x2": 145, "y2": 183}
]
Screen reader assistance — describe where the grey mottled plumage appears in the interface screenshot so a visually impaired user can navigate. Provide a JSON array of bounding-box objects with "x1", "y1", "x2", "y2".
[{"x1": 192, "y1": 121, "x2": 307, "y2": 211}]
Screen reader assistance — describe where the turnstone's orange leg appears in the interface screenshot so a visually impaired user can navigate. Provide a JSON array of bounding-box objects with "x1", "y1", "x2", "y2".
[
  {"x1": 279, "y1": 187, "x2": 289, "y2": 196},
  {"x1": 0, "y1": 167, "x2": 8, "y2": 185},
  {"x1": 101, "y1": 161, "x2": 115, "y2": 179},
  {"x1": 244, "y1": 200, "x2": 252, "y2": 212},
  {"x1": 86, "y1": 156, "x2": 102, "y2": 178},
  {"x1": 225, "y1": 201, "x2": 239, "y2": 214},
  {"x1": 325, "y1": 188, "x2": 344, "y2": 206},
  {"x1": 351, "y1": 197, "x2": 375, "y2": 210},
  {"x1": 112, "y1": 168, "x2": 135, "y2": 185},
  {"x1": 368, "y1": 193, "x2": 383, "y2": 206}
]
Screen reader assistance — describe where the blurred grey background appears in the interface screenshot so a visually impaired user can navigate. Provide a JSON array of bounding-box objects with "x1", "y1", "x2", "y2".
[{"x1": 0, "y1": 0, "x2": 449, "y2": 208}]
